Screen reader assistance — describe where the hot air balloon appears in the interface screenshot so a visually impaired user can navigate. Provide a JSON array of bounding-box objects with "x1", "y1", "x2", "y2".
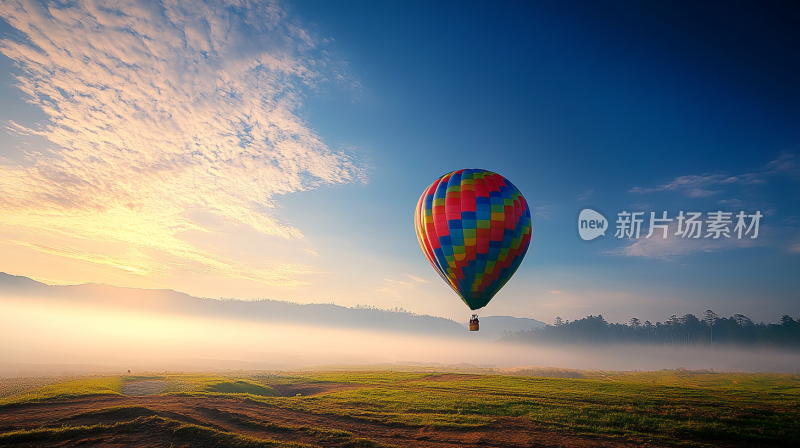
[{"x1": 414, "y1": 169, "x2": 531, "y2": 331}]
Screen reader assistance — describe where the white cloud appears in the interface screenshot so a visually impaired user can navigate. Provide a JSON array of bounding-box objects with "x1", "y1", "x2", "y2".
[
  {"x1": 375, "y1": 278, "x2": 417, "y2": 298},
  {"x1": 0, "y1": 0, "x2": 362, "y2": 287},
  {"x1": 385, "y1": 279, "x2": 413, "y2": 288},
  {"x1": 765, "y1": 151, "x2": 800, "y2": 177},
  {"x1": 718, "y1": 198, "x2": 745, "y2": 207},
  {"x1": 538, "y1": 290, "x2": 591, "y2": 310},
  {"x1": 374, "y1": 287, "x2": 402, "y2": 298},
  {"x1": 610, "y1": 234, "x2": 759, "y2": 260},
  {"x1": 408, "y1": 274, "x2": 428, "y2": 283},
  {"x1": 629, "y1": 174, "x2": 726, "y2": 197},
  {"x1": 534, "y1": 205, "x2": 557, "y2": 219},
  {"x1": 629, "y1": 152, "x2": 797, "y2": 198},
  {"x1": 606, "y1": 220, "x2": 770, "y2": 260}
]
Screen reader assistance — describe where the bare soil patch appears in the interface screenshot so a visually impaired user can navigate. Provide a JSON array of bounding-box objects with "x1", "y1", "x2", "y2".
[
  {"x1": 269, "y1": 382, "x2": 363, "y2": 397},
  {"x1": 121, "y1": 380, "x2": 168, "y2": 396}
]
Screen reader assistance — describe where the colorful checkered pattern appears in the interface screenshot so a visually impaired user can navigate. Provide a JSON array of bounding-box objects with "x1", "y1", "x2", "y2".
[{"x1": 414, "y1": 169, "x2": 532, "y2": 310}]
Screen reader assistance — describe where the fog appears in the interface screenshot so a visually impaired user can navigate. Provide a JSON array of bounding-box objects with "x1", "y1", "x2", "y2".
[{"x1": 2, "y1": 295, "x2": 799, "y2": 377}]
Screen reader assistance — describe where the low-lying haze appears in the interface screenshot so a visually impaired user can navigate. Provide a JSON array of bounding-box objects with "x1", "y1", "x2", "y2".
[{"x1": 2, "y1": 275, "x2": 797, "y2": 377}]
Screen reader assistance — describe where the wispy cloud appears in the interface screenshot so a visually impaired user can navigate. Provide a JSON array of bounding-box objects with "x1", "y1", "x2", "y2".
[
  {"x1": 534, "y1": 206, "x2": 557, "y2": 219},
  {"x1": 629, "y1": 174, "x2": 728, "y2": 197},
  {"x1": 376, "y1": 277, "x2": 425, "y2": 298},
  {"x1": 578, "y1": 190, "x2": 593, "y2": 201},
  {"x1": 408, "y1": 275, "x2": 428, "y2": 283},
  {"x1": 717, "y1": 198, "x2": 745, "y2": 208},
  {"x1": 0, "y1": 0, "x2": 361, "y2": 287},
  {"x1": 629, "y1": 152, "x2": 797, "y2": 198},
  {"x1": 765, "y1": 152, "x2": 800, "y2": 177},
  {"x1": 606, "y1": 221, "x2": 770, "y2": 260}
]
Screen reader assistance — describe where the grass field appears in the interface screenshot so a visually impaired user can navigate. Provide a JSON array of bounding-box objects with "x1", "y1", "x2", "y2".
[{"x1": 1, "y1": 368, "x2": 797, "y2": 447}]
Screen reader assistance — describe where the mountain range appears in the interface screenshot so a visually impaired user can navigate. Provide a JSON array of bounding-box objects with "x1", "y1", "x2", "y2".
[{"x1": 0, "y1": 272, "x2": 545, "y2": 340}]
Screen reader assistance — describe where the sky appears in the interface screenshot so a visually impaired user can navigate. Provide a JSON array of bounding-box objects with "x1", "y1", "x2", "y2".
[{"x1": 0, "y1": 0, "x2": 798, "y2": 325}]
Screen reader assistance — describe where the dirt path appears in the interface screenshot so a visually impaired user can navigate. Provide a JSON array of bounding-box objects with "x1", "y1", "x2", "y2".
[{"x1": 0, "y1": 395, "x2": 663, "y2": 447}]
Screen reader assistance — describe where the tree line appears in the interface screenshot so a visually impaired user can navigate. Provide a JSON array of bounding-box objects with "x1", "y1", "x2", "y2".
[{"x1": 499, "y1": 311, "x2": 800, "y2": 350}]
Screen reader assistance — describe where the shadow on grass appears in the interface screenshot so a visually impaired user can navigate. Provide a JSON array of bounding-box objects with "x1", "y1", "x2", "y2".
[{"x1": 0, "y1": 415, "x2": 308, "y2": 447}]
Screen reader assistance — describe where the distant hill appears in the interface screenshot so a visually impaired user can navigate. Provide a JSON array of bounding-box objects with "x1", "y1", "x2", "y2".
[
  {"x1": 0, "y1": 272, "x2": 466, "y2": 336},
  {"x1": 0, "y1": 272, "x2": 44, "y2": 291},
  {"x1": 1, "y1": 273, "x2": 547, "y2": 339}
]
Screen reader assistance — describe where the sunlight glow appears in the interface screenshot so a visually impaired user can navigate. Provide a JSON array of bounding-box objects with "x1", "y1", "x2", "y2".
[{"x1": 0, "y1": 0, "x2": 361, "y2": 288}]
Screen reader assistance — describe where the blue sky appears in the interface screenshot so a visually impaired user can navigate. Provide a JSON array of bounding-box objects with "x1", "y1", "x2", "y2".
[{"x1": 0, "y1": 0, "x2": 798, "y2": 324}]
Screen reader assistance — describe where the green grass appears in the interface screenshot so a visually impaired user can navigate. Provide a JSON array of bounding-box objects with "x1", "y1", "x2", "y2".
[
  {"x1": 65, "y1": 404, "x2": 162, "y2": 420},
  {"x1": 0, "y1": 376, "x2": 81, "y2": 399},
  {"x1": 161, "y1": 374, "x2": 278, "y2": 397},
  {"x1": 197, "y1": 406, "x2": 398, "y2": 447},
  {"x1": 0, "y1": 376, "x2": 124, "y2": 405},
  {"x1": 249, "y1": 370, "x2": 800, "y2": 446},
  {"x1": 18, "y1": 403, "x2": 397, "y2": 447},
  {"x1": 0, "y1": 373, "x2": 277, "y2": 406},
  {"x1": 2, "y1": 369, "x2": 798, "y2": 447},
  {"x1": 0, "y1": 414, "x2": 310, "y2": 447},
  {"x1": 189, "y1": 378, "x2": 277, "y2": 396}
]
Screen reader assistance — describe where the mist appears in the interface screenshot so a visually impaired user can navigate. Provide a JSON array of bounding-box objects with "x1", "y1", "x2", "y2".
[{"x1": 2, "y1": 293, "x2": 799, "y2": 378}]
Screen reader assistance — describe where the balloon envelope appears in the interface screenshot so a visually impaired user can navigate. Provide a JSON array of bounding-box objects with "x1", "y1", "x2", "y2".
[{"x1": 414, "y1": 169, "x2": 531, "y2": 310}]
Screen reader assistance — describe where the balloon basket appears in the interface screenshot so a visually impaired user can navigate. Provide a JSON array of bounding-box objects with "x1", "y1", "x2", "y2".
[{"x1": 469, "y1": 314, "x2": 479, "y2": 331}]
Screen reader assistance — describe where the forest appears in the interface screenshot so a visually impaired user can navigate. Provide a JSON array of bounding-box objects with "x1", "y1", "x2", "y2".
[{"x1": 499, "y1": 311, "x2": 800, "y2": 350}]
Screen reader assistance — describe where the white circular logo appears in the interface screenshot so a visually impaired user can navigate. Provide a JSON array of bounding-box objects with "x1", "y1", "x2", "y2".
[{"x1": 578, "y1": 208, "x2": 607, "y2": 241}]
